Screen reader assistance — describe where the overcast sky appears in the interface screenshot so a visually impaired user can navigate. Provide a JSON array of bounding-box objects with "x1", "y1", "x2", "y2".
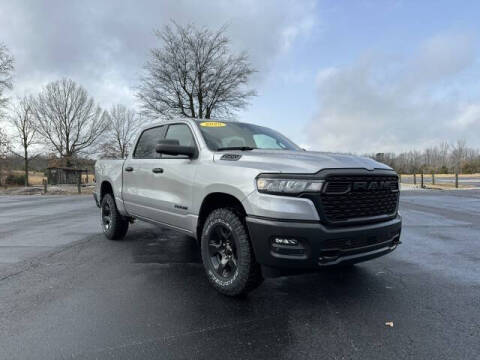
[{"x1": 2, "y1": 0, "x2": 480, "y2": 153}]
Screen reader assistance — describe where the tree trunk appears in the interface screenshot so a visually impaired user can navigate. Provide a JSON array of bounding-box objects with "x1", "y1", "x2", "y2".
[
  {"x1": 65, "y1": 154, "x2": 73, "y2": 167},
  {"x1": 188, "y1": 94, "x2": 196, "y2": 118},
  {"x1": 24, "y1": 148, "x2": 29, "y2": 187},
  {"x1": 198, "y1": 74, "x2": 203, "y2": 118}
]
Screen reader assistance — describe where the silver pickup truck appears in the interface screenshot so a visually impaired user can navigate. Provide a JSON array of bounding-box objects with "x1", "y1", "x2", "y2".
[{"x1": 94, "y1": 118, "x2": 401, "y2": 296}]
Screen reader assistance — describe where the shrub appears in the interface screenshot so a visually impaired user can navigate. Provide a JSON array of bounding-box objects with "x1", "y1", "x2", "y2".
[
  {"x1": 5, "y1": 173, "x2": 26, "y2": 185},
  {"x1": 439, "y1": 166, "x2": 449, "y2": 174},
  {"x1": 462, "y1": 159, "x2": 480, "y2": 174}
]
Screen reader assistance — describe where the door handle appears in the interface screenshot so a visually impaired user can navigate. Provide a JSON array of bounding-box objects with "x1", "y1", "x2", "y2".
[
  {"x1": 125, "y1": 166, "x2": 134, "y2": 172},
  {"x1": 152, "y1": 168, "x2": 164, "y2": 174}
]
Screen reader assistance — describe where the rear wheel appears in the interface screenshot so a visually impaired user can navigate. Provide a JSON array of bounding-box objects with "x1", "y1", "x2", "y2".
[
  {"x1": 201, "y1": 208, "x2": 263, "y2": 296},
  {"x1": 101, "y1": 193, "x2": 129, "y2": 240}
]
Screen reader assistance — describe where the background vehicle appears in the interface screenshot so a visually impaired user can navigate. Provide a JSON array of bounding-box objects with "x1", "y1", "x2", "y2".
[{"x1": 94, "y1": 119, "x2": 401, "y2": 296}]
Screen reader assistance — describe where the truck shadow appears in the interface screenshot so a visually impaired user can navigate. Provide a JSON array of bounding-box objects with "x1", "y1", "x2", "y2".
[
  {"x1": 126, "y1": 223, "x2": 386, "y2": 302},
  {"x1": 127, "y1": 224, "x2": 201, "y2": 264}
]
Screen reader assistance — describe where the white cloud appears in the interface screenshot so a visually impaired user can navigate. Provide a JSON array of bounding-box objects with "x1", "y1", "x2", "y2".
[
  {"x1": 280, "y1": 0, "x2": 318, "y2": 51},
  {"x1": 413, "y1": 33, "x2": 475, "y2": 83},
  {"x1": 1, "y1": 0, "x2": 319, "y2": 111},
  {"x1": 305, "y1": 32, "x2": 480, "y2": 153},
  {"x1": 454, "y1": 104, "x2": 480, "y2": 128},
  {"x1": 315, "y1": 67, "x2": 338, "y2": 84}
]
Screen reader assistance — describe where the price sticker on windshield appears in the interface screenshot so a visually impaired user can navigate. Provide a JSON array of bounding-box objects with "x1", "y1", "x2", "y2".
[{"x1": 200, "y1": 121, "x2": 226, "y2": 127}]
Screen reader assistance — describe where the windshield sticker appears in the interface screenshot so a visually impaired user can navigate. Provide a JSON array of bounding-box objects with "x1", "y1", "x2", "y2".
[{"x1": 200, "y1": 121, "x2": 226, "y2": 127}]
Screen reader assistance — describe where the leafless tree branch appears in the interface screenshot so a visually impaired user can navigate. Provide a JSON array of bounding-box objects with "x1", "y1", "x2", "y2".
[
  {"x1": 0, "y1": 127, "x2": 9, "y2": 159},
  {"x1": 100, "y1": 104, "x2": 142, "y2": 159},
  {"x1": 32, "y1": 78, "x2": 109, "y2": 166},
  {"x1": 0, "y1": 43, "x2": 15, "y2": 116},
  {"x1": 9, "y1": 95, "x2": 39, "y2": 186},
  {"x1": 137, "y1": 22, "x2": 256, "y2": 119},
  {"x1": 368, "y1": 139, "x2": 480, "y2": 174}
]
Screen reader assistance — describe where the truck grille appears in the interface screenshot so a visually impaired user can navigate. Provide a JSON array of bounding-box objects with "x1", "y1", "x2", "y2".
[{"x1": 318, "y1": 174, "x2": 399, "y2": 225}]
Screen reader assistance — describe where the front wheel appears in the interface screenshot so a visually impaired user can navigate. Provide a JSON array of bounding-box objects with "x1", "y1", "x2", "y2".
[
  {"x1": 201, "y1": 208, "x2": 263, "y2": 296},
  {"x1": 100, "y1": 193, "x2": 129, "y2": 240}
]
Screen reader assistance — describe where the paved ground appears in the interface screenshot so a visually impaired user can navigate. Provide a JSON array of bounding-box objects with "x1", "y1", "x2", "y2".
[
  {"x1": 0, "y1": 192, "x2": 479, "y2": 359},
  {"x1": 0, "y1": 196, "x2": 97, "y2": 272}
]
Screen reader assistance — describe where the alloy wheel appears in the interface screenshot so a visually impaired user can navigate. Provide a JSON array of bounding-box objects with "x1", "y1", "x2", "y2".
[
  {"x1": 101, "y1": 201, "x2": 112, "y2": 231},
  {"x1": 208, "y1": 224, "x2": 238, "y2": 278}
]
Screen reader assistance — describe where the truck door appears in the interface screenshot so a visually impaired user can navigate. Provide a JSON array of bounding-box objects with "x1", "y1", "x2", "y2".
[
  {"x1": 152, "y1": 123, "x2": 198, "y2": 231},
  {"x1": 122, "y1": 123, "x2": 198, "y2": 233},
  {"x1": 122, "y1": 125, "x2": 167, "y2": 220}
]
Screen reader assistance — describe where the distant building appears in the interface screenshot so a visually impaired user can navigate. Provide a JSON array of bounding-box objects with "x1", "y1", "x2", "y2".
[{"x1": 46, "y1": 167, "x2": 89, "y2": 185}]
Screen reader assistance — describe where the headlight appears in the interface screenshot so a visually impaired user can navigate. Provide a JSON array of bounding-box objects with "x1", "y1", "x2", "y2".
[{"x1": 256, "y1": 177, "x2": 324, "y2": 195}]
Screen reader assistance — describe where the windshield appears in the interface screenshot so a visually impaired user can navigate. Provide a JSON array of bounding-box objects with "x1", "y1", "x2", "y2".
[{"x1": 196, "y1": 121, "x2": 301, "y2": 151}]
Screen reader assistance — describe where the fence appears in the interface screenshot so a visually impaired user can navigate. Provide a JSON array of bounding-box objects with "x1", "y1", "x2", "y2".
[
  {"x1": 41, "y1": 172, "x2": 90, "y2": 194},
  {"x1": 399, "y1": 172, "x2": 480, "y2": 189}
]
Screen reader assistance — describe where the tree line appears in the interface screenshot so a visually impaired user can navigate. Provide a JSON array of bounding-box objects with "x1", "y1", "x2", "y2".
[
  {"x1": 0, "y1": 22, "x2": 256, "y2": 186},
  {"x1": 370, "y1": 140, "x2": 480, "y2": 174}
]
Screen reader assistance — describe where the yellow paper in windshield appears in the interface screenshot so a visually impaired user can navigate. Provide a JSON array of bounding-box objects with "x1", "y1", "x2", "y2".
[{"x1": 200, "y1": 121, "x2": 226, "y2": 127}]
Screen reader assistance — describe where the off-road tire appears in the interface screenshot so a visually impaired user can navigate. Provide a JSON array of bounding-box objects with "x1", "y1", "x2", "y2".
[
  {"x1": 201, "y1": 208, "x2": 263, "y2": 296},
  {"x1": 100, "y1": 193, "x2": 129, "y2": 240}
]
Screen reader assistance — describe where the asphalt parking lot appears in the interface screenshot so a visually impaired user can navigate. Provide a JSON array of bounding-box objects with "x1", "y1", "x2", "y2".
[{"x1": 0, "y1": 191, "x2": 479, "y2": 359}]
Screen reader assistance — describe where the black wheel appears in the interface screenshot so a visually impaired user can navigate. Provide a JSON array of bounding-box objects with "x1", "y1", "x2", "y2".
[
  {"x1": 201, "y1": 208, "x2": 263, "y2": 296},
  {"x1": 100, "y1": 193, "x2": 129, "y2": 240}
]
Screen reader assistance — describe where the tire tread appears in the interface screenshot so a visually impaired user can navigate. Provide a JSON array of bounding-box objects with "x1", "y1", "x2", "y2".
[
  {"x1": 201, "y1": 207, "x2": 263, "y2": 296},
  {"x1": 101, "y1": 193, "x2": 129, "y2": 240}
]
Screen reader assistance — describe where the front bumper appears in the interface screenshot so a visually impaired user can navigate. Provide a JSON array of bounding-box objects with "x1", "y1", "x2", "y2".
[{"x1": 246, "y1": 215, "x2": 401, "y2": 269}]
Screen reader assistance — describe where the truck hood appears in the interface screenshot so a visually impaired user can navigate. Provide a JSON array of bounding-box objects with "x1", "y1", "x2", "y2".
[{"x1": 213, "y1": 150, "x2": 392, "y2": 174}]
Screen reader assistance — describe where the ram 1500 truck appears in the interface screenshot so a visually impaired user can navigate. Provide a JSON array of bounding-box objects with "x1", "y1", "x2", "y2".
[{"x1": 94, "y1": 118, "x2": 401, "y2": 296}]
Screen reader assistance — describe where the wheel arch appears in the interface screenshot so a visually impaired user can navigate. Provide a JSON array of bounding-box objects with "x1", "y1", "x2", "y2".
[
  {"x1": 196, "y1": 192, "x2": 247, "y2": 241},
  {"x1": 100, "y1": 180, "x2": 114, "y2": 202}
]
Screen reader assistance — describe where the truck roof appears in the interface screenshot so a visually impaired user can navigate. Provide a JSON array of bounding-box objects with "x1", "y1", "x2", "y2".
[{"x1": 139, "y1": 117, "x2": 247, "y2": 132}]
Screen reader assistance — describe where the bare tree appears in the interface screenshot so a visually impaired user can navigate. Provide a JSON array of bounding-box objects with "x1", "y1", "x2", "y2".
[
  {"x1": 9, "y1": 96, "x2": 39, "y2": 186},
  {"x1": 0, "y1": 127, "x2": 8, "y2": 158},
  {"x1": 365, "y1": 139, "x2": 480, "y2": 174},
  {"x1": 438, "y1": 141, "x2": 449, "y2": 170},
  {"x1": 450, "y1": 139, "x2": 468, "y2": 173},
  {"x1": 0, "y1": 43, "x2": 15, "y2": 115},
  {"x1": 0, "y1": 127, "x2": 9, "y2": 186},
  {"x1": 33, "y1": 78, "x2": 109, "y2": 166},
  {"x1": 101, "y1": 104, "x2": 140, "y2": 159},
  {"x1": 138, "y1": 22, "x2": 256, "y2": 119}
]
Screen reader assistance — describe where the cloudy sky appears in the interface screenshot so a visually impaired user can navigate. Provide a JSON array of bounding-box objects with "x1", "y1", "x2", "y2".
[{"x1": 2, "y1": 0, "x2": 480, "y2": 153}]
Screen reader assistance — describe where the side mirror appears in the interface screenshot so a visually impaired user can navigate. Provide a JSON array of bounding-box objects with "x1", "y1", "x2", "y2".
[{"x1": 155, "y1": 139, "x2": 196, "y2": 158}]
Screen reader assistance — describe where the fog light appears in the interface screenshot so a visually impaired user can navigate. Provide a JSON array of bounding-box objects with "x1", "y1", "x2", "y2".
[{"x1": 273, "y1": 237, "x2": 298, "y2": 246}]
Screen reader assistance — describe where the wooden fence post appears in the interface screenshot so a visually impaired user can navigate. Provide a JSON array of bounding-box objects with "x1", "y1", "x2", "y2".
[
  {"x1": 413, "y1": 173, "x2": 417, "y2": 185},
  {"x1": 421, "y1": 171, "x2": 424, "y2": 188},
  {"x1": 399, "y1": 174, "x2": 402, "y2": 183},
  {"x1": 432, "y1": 173, "x2": 435, "y2": 185},
  {"x1": 77, "y1": 173, "x2": 81, "y2": 194},
  {"x1": 43, "y1": 179, "x2": 47, "y2": 194},
  {"x1": 455, "y1": 173, "x2": 459, "y2": 188}
]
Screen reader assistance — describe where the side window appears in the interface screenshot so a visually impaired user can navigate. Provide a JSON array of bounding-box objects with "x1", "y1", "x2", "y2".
[
  {"x1": 165, "y1": 124, "x2": 195, "y2": 147},
  {"x1": 133, "y1": 126, "x2": 165, "y2": 159}
]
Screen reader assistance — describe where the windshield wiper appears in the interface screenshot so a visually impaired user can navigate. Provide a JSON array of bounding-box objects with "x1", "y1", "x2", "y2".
[{"x1": 216, "y1": 146, "x2": 257, "y2": 151}]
